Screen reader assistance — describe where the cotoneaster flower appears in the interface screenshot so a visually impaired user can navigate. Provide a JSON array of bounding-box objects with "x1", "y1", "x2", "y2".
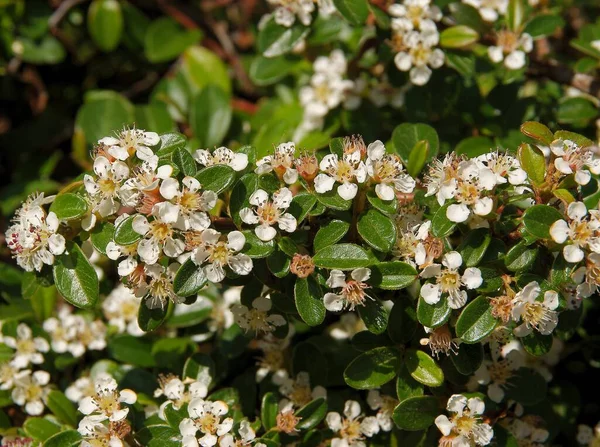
[
  {"x1": 232, "y1": 297, "x2": 286, "y2": 335},
  {"x1": 420, "y1": 251, "x2": 482, "y2": 309},
  {"x1": 367, "y1": 390, "x2": 399, "y2": 432},
  {"x1": 3, "y1": 323, "x2": 49, "y2": 368},
  {"x1": 488, "y1": 30, "x2": 533, "y2": 70},
  {"x1": 255, "y1": 142, "x2": 298, "y2": 184},
  {"x1": 11, "y1": 370, "x2": 50, "y2": 416},
  {"x1": 78, "y1": 375, "x2": 137, "y2": 422},
  {"x1": 180, "y1": 399, "x2": 233, "y2": 447},
  {"x1": 326, "y1": 400, "x2": 380, "y2": 447},
  {"x1": 135, "y1": 262, "x2": 182, "y2": 310},
  {"x1": 463, "y1": 0, "x2": 507, "y2": 21},
  {"x1": 550, "y1": 139, "x2": 600, "y2": 185},
  {"x1": 435, "y1": 394, "x2": 494, "y2": 446},
  {"x1": 83, "y1": 156, "x2": 129, "y2": 225},
  {"x1": 240, "y1": 188, "x2": 297, "y2": 242},
  {"x1": 324, "y1": 268, "x2": 373, "y2": 311},
  {"x1": 394, "y1": 30, "x2": 445, "y2": 86},
  {"x1": 192, "y1": 229, "x2": 253, "y2": 283},
  {"x1": 99, "y1": 127, "x2": 159, "y2": 162},
  {"x1": 132, "y1": 206, "x2": 186, "y2": 264},
  {"x1": 315, "y1": 151, "x2": 367, "y2": 200},
  {"x1": 365, "y1": 140, "x2": 416, "y2": 200},
  {"x1": 511, "y1": 281, "x2": 559, "y2": 337},
  {"x1": 193, "y1": 146, "x2": 248, "y2": 171},
  {"x1": 159, "y1": 176, "x2": 217, "y2": 232},
  {"x1": 550, "y1": 201, "x2": 600, "y2": 263},
  {"x1": 389, "y1": 0, "x2": 442, "y2": 33}
]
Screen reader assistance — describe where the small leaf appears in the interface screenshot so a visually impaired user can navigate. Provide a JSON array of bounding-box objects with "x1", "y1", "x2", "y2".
[
  {"x1": 53, "y1": 242, "x2": 99, "y2": 309},
  {"x1": 114, "y1": 214, "x2": 142, "y2": 246},
  {"x1": 144, "y1": 17, "x2": 202, "y2": 63},
  {"x1": 366, "y1": 189, "x2": 398, "y2": 215},
  {"x1": 507, "y1": 0, "x2": 525, "y2": 31},
  {"x1": 257, "y1": 18, "x2": 309, "y2": 57},
  {"x1": 173, "y1": 258, "x2": 207, "y2": 297},
  {"x1": 450, "y1": 342, "x2": 484, "y2": 375},
  {"x1": 520, "y1": 121, "x2": 554, "y2": 145},
  {"x1": 90, "y1": 222, "x2": 115, "y2": 255},
  {"x1": 370, "y1": 262, "x2": 418, "y2": 290},
  {"x1": 288, "y1": 193, "x2": 317, "y2": 224},
  {"x1": 296, "y1": 398, "x2": 327, "y2": 430},
  {"x1": 358, "y1": 298, "x2": 389, "y2": 335},
  {"x1": 261, "y1": 392, "x2": 279, "y2": 431},
  {"x1": 432, "y1": 203, "x2": 457, "y2": 237},
  {"x1": 49, "y1": 193, "x2": 87, "y2": 220},
  {"x1": 392, "y1": 396, "x2": 439, "y2": 431},
  {"x1": 554, "y1": 130, "x2": 594, "y2": 148},
  {"x1": 404, "y1": 349, "x2": 444, "y2": 387},
  {"x1": 407, "y1": 140, "x2": 429, "y2": 178},
  {"x1": 392, "y1": 123, "x2": 439, "y2": 164},
  {"x1": 88, "y1": 0, "x2": 123, "y2": 52},
  {"x1": 440, "y1": 25, "x2": 479, "y2": 48},
  {"x1": 524, "y1": 14, "x2": 564, "y2": 38},
  {"x1": 388, "y1": 298, "x2": 418, "y2": 344},
  {"x1": 172, "y1": 147, "x2": 197, "y2": 176},
  {"x1": 195, "y1": 165, "x2": 236, "y2": 194},
  {"x1": 23, "y1": 418, "x2": 60, "y2": 441},
  {"x1": 458, "y1": 228, "x2": 491, "y2": 267},
  {"x1": 522, "y1": 331, "x2": 553, "y2": 356},
  {"x1": 396, "y1": 365, "x2": 424, "y2": 401},
  {"x1": 522, "y1": 205, "x2": 563, "y2": 239},
  {"x1": 138, "y1": 302, "x2": 169, "y2": 332},
  {"x1": 294, "y1": 276, "x2": 326, "y2": 327},
  {"x1": 315, "y1": 189, "x2": 352, "y2": 211},
  {"x1": 417, "y1": 296, "x2": 451, "y2": 329},
  {"x1": 230, "y1": 173, "x2": 259, "y2": 227},
  {"x1": 455, "y1": 296, "x2": 497, "y2": 343},
  {"x1": 242, "y1": 230, "x2": 276, "y2": 259},
  {"x1": 505, "y1": 240, "x2": 538, "y2": 272},
  {"x1": 109, "y1": 335, "x2": 156, "y2": 367},
  {"x1": 156, "y1": 132, "x2": 186, "y2": 156},
  {"x1": 313, "y1": 244, "x2": 371, "y2": 270},
  {"x1": 333, "y1": 0, "x2": 369, "y2": 25},
  {"x1": 344, "y1": 347, "x2": 401, "y2": 389},
  {"x1": 190, "y1": 85, "x2": 232, "y2": 149},
  {"x1": 455, "y1": 136, "x2": 494, "y2": 158},
  {"x1": 517, "y1": 144, "x2": 546, "y2": 187},
  {"x1": 357, "y1": 209, "x2": 396, "y2": 252},
  {"x1": 313, "y1": 219, "x2": 350, "y2": 252},
  {"x1": 46, "y1": 390, "x2": 78, "y2": 426},
  {"x1": 505, "y1": 368, "x2": 547, "y2": 405}
]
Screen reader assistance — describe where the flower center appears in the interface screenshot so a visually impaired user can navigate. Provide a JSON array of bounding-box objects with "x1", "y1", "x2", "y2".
[
  {"x1": 410, "y1": 44, "x2": 432, "y2": 66},
  {"x1": 438, "y1": 270, "x2": 461, "y2": 293},
  {"x1": 406, "y1": 5, "x2": 424, "y2": 24},
  {"x1": 572, "y1": 221, "x2": 594, "y2": 245},
  {"x1": 149, "y1": 221, "x2": 173, "y2": 242},
  {"x1": 340, "y1": 418, "x2": 363, "y2": 443},
  {"x1": 256, "y1": 202, "x2": 280, "y2": 225},
  {"x1": 208, "y1": 242, "x2": 230, "y2": 265},
  {"x1": 96, "y1": 394, "x2": 120, "y2": 415},
  {"x1": 522, "y1": 302, "x2": 551, "y2": 329},
  {"x1": 497, "y1": 30, "x2": 519, "y2": 53},
  {"x1": 454, "y1": 413, "x2": 477, "y2": 436},
  {"x1": 179, "y1": 190, "x2": 201, "y2": 212},
  {"x1": 334, "y1": 160, "x2": 355, "y2": 182},
  {"x1": 289, "y1": 384, "x2": 312, "y2": 407},
  {"x1": 488, "y1": 360, "x2": 513, "y2": 385},
  {"x1": 342, "y1": 281, "x2": 369, "y2": 307},
  {"x1": 374, "y1": 155, "x2": 402, "y2": 182},
  {"x1": 98, "y1": 178, "x2": 118, "y2": 196},
  {"x1": 277, "y1": 410, "x2": 300, "y2": 434},
  {"x1": 16, "y1": 339, "x2": 35, "y2": 355},
  {"x1": 25, "y1": 384, "x2": 43, "y2": 401},
  {"x1": 455, "y1": 181, "x2": 480, "y2": 204},
  {"x1": 197, "y1": 413, "x2": 219, "y2": 434},
  {"x1": 247, "y1": 309, "x2": 271, "y2": 332}
]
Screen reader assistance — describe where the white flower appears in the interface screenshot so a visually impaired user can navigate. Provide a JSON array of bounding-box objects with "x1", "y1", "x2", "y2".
[
  {"x1": 324, "y1": 268, "x2": 373, "y2": 311},
  {"x1": 240, "y1": 188, "x2": 297, "y2": 241},
  {"x1": 550, "y1": 202, "x2": 600, "y2": 263},
  {"x1": 0, "y1": 361, "x2": 20, "y2": 390},
  {"x1": 463, "y1": 0, "x2": 507, "y2": 21},
  {"x1": 180, "y1": 399, "x2": 233, "y2": 447},
  {"x1": 577, "y1": 422, "x2": 600, "y2": 446},
  {"x1": 43, "y1": 308, "x2": 86, "y2": 357},
  {"x1": 135, "y1": 262, "x2": 183, "y2": 310},
  {"x1": 192, "y1": 229, "x2": 253, "y2": 283},
  {"x1": 394, "y1": 30, "x2": 445, "y2": 86},
  {"x1": 315, "y1": 151, "x2": 367, "y2": 200},
  {"x1": 6, "y1": 200, "x2": 65, "y2": 272},
  {"x1": 268, "y1": 0, "x2": 315, "y2": 27},
  {"x1": 476, "y1": 151, "x2": 527, "y2": 186},
  {"x1": 3, "y1": 323, "x2": 49, "y2": 368},
  {"x1": 193, "y1": 146, "x2": 248, "y2": 171},
  {"x1": 425, "y1": 153, "x2": 461, "y2": 206},
  {"x1": 389, "y1": 0, "x2": 442, "y2": 33},
  {"x1": 255, "y1": 334, "x2": 290, "y2": 381},
  {"x1": 367, "y1": 390, "x2": 398, "y2": 432},
  {"x1": 219, "y1": 419, "x2": 257, "y2": 447},
  {"x1": 66, "y1": 372, "x2": 114, "y2": 405},
  {"x1": 550, "y1": 139, "x2": 600, "y2": 186},
  {"x1": 132, "y1": 209, "x2": 186, "y2": 264},
  {"x1": 155, "y1": 374, "x2": 208, "y2": 420},
  {"x1": 119, "y1": 160, "x2": 173, "y2": 211},
  {"x1": 393, "y1": 220, "x2": 433, "y2": 267},
  {"x1": 83, "y1": 156, "x2": 129, "y2": 222},
  {"x1": 507, "y1": 417, "x2": 549, "y2": 446},
  {"x1": 326, "y1": 400, "x2": 380, "y2": 446},
  {"x1": 158, "y1": 176, "x2": 217, "y2": 231},
  {"x1": 573, "y1": 252, "x2": 600, "y2": 299},
  {"x1": 511, "y1": 281, "x2": 559, "y2": 337},
  {"x1": 79, "y1": 375, "x2": 137, "y2": 422},
  {"x1": 78, "y1": 415, "x2": 124, "y2": 447},
  {"x1": 106, "y1": 215, "x2": 139, "y2": 277},
  {"x1": 488, "y1": 30, "x2": 533, "y2": 70},
  {"x1": 435, "y1": 394, "x2": 494, "y2": 446},
  {"x1": 102, "y1": 284, "x2": 144, "y2": 336},
  {"x1": 365, "y1": 140, "x2": 416, "y2": 200},
  {"x1": 420, "y1": 251, "x2": 482, "y2": 309},
  {"x1": 468, "y1": 344, "x2": 524, "y2": 402},
  {"x1": 11, "y1": 370, "x2": 50, "y2": 416},
  {"x1": 232, "y1": 297, "x2": 286, "y2": 335},
  {"x1": 327, "y1": 313, "x2": 366, "y2": 340},
  {"x1": 255, "y1": 142, "x2": 298, "y2": 184},
  {"x1": 273, "y1": 371, "x2": 327, "y2": 408},
  {"x1": 99, "y1": 127, "x2": 159, "y2": 162}
]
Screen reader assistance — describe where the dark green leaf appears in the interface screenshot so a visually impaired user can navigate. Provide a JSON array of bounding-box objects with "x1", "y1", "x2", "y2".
[
  {"x1": 344, "y1": 347, "x2": 401, "y2": 389},
  {"x1": 450, "y1": 343, "x2": 483, "y2": 375},
  {"x1": 432, "y1": 203, "x2": 456, "y2": 237},
  {"x1": 522, "y1": 205, "x2": 563, "y2": 239},
  {"x1": 388, "y1": 298, "x2": 418, "y2": 344},
  {"x1": 49, "y1": 193, "x2": 87, "y2": 220},
  {"x1": 417, "y1": 296, "x2": 451, "y2": 329},
  {"x1": 46, "y1": 390, "x2": 78, "y2": 426},
  {"x1": 370, "y1": 262, "x2": 418, "y2": 290},
  {"x1": 109, "y1": 335, "x2": 156, "y2": 367},
  {"x1": 195, "y1": 165, "x2": 236, "y2": 194},
  {"x1": 294, "y1": 276, "x2": 326, "y2": 327},
  {"x1": 144, "y1": 17, "x2": 202, "y2": 63},
  {"x1": 358, "y1": 298, "x2": 389, "y2": 335},
  {"x1": 90, "y1": 222, "x2": 115, "y2": 255},
  {"x1": 455, "y1": 296, "x2": 497, "y2": 343},
  {"x1": 296, "y1": 398, "x2": 327, "y2": 430},
  {"x1": 392, "y1": 123, "x2": 439, "y2": 164},
  {"x1": 313, "y1": 219, "x2": 350, "y2": 252},
  {"x1": 458, "y1": 228, "x2": 491, "y2": 267},
  {"x1": 114, "y1": 214, "x2": 142, "y2": 246},
  {"x1": 392, "y1": 396, "x2": 439, "y2": 430},
  {"x1": 357, "y1": 209, "x2": 396, "y2": 252},
  {"x1": 242, "y1": 230, "x2": 276, "y2": 258},
  {"x1": 404, "y1": 349, "x2": 444, "y2": 387},
  {"x1": 333, "y1": 0, "x2": 369, "y2": 25},
  {"x1": 88, "y1": 0, "x2": 123, "y2": 52},
  {"x1": 313, "y1": 244, "x2": 371, "y2": 270},
  {"x1": 172, "y1": 147, "x2": 197, "y2": 176},
  {"x1": 190, "y1": 85, "x2": 232, "y2": 148},
  {"x1": 173, "y1": 258, "x2": 207, "y2": 297},
  {"x1": 53, "y1": 242, "x2": 99, "y2": 309}
]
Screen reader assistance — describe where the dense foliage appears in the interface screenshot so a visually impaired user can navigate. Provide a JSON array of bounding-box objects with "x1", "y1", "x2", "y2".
[{"x1": 1, "y1": 0, "x2": 600, "y2": 446}]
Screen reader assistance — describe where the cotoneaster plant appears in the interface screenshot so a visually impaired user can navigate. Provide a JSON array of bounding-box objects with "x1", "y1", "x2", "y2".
[{"x1": 1, "y1": 120, "x2": 600, "y2": 447}]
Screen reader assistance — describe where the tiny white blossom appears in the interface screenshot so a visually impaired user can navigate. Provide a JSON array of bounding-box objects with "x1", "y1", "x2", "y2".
[
  {"x1": 78, "y1": 375, "x2": 137, "y2": 422},
  {"x1": 324, "y1": 268, "x2": 373, "y2": 311},
  {"x1": 158, "y1": 176, "x2": 217, "y2": 231},
  {"x1": 463, "y1": 0, "x2": 507, "y2": 21},
  {"x1": 11, "y1": 370, "x2": 50, "y2": 416},
  {"x1": 232, "y1": 297, "x2": 286, "y2": 335},
  {"x1": 240, "y1": 188, "x2": 297, "y2": 242},
  {"x1": 550, "y1": 202, "x2": 600, "y2": 263},
  {"x1": 43, "y1": 307, "x2": 107, "y2": 357},
  {"x1": 488, "y1": 30, "x2": 533, "y2": 70},
  {"x1": 315, "y1": 151, "x2": 367, "y2": 200},
  {"x1": 577, "y1": 422, "x2": 600, "y2": 446},
  {"x1": 180, "y1": 398, "x2": 233, "y2": 447},
  {"x1": 511, "y1": 281, "x2": 559, "y2": 337},
  {"x1": 394, "y1": 30, "x2": 445, "y2": 86},
  {"x1": 135, "y1": 262, "x2": 183, "y2": 310},
  {"x1": 99, "y1": 127, "x2": 159, "y2": 163},
  {"x1": 132, "y1": 209, "x2": 186, "y2": 264},
  {"x1": 420, "y1": 251, "x2": 482, "y2": 309},
  {"x1": 366, "y1": 140, "x2": 416, "y2": 200},
  {"x1": 435, "y1": 394, "x2": 494, "y2": 446},
  {"x1": 194, "y1": 146, "x2": 248, "y2": 171},
  {"x1": 326, "y1": 400, "x2": 380, "y2": 446},
  {"x1": 192, "y1": 229, "x2": 253, "y2": 283},
  {"x1": 389, "y1": 0, "x2": 442, "y2": 33},
  {"x1": 78, "y1": 415, "x2": 125, "y2": 447},
  {"x1": 255, "y1": 142, "x2": 298, "y2": 184},
  {"x1": 573, "y1": 252, "x2": 600, "y2": 299},
  {"x1": 102, "y1": 284, "x2": 144, "y2": 336},
  {"x1": 367, "y1": 390, "x2": 398, "y2": 432},
  {"x1": 268, "y1": 0, "x2": 315, "y2": 27},
  {"x1": 83, "y1": 156, "x2": 129, "y2": 224},
  {"x1": 3, "y1": 323, "x2": 49, "y2": 369},
  {"x1": 550, "y1": 139, "x2": 600, "y2": 186},
  {"x1": 273, "y1": 371, "x2": 327, "y2": 408}
]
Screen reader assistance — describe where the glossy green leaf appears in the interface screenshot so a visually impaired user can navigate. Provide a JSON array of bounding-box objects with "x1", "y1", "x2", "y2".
[
  {"x1": 294, "y1": 276, "x2": 326, "y2": 327},
  {"x1": 450, "y1": 342, "x2": 484, "y2": 375},
  {"x1": 114, "y1": 214, "x2": 143, "y2": 246},
  {"x1": 90, "y1": 222, "x2": 115, "y2": 255},
  {"x1": 505, "y1": 240, "x2": 538, "y2": 272},
  {"x1": 344, "y1": 347, "x2": 401, "y2": 389},
  {"x1": 392, "y1": 396, "x2": 439, "y2": 430},
  {"x1": 407, "y1": 140, "x2": 429, "y2": 178},
  {"x1": 261, "y1": 392, "x2": 279, "y2": 430},
  {"x1": 172, "y1": 147, "x2": 197, "y2": 176},
  {"x1": 333, "y1": 0, "x2": 369, "y2": 25},
  {"x1": 440, "y1": 25, "x2": 479, "y2": 48},
  {"x1": 458, "y1": 228, "x2": 491, "y2": 267},
  {"x1": 432, "y1": 203, "x2": 456, "y2": 237},
  {"x1": 404, "y1": 349, "x2": 444, "y2": 387},
  {"x1": 417, "y1": 295, "x2": 451, "y2": 329},
  {"x1": 23, "y1": 418, "x2": 60, "y2": 441},
  {"x1": 53, "y1": 242, "x2": 99, "y2": 309},
  {"x1": 392, "y1": 123, "x2": 439, "y2": 164},
  {"x1": 396, "y1": 364, "x2": 424, "y2": 402},
  {"x1": 190, "y1": 85, "x2": 232, "y2": 149},
  {"x1": 257, "y1": 18, "x2": 309, "y2": 57},
  {"x1": 145, "y1": 17, "x2": 202, "y2": 63},
  {"x1": 388, "y1": 298, "x2": 418, "y2": 344},
  {"x1": 46, "y1": 390, "x2": 78, "y2": 426},
  {"x1": 313, "y1": 243, "x2": 371, "y2": 270},
  {"x1": 109, "y1": 335, "x2": 156, "y2": 367},
  {"x1": 43, "y1": 430, "x2": 82, "y2": 447},
  {"x1": 358, "y1": 298, "x2": 389, "y2": 335},
  {"x1": 242, "y1": 230, "x2": 276, "y2": 259},
  {"x1": 357, "y1": 209, "x2": 396, "y2": 252},
  {"x1": 49, "y1": 193, "x2": 87, "y2": 220},
  {"x1": 522, "y1": 205, "x2": 563, "y2": 239},
  {"x1": 313, "y1": 219, "x2": 350, "y2": 252},
  {"x1": 296, "y1": 398, "x2": 327, "y2": 430},
  {"x1": 370, "y1": 261, "x2": 418, "y2": 290},
  {"x1": 195, "y1": 165, "x2": 236, "y2": 194},
  {"x1": 455, "y1": 296, "x2": 497, "y2": 343},
  {"x1": 507, "y1": 0, "x2": 525, "y2": 31}
]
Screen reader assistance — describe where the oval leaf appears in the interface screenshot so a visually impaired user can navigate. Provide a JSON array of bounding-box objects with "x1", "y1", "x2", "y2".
[
  {"x1": 455, "y1": 296, "x2": 497, "y2": 343},
  {"x1": 53, "y1": 242, "x2": 99, "y2": 309}
]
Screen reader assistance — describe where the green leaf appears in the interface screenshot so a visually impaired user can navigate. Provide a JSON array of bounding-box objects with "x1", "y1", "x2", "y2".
[
  {"x1": 455, "y1": 296, "x2": 497, "y2": 343},
  {"x1": 230, "y1": 174, "x2": 259, "y2": 227},
  {"x1": 520, "y1": 121, "x2": 554, "y2": 146},
  {"x1": 46, "y1": 390, "x2": 78, "y2": 426},
  {"x1": 183, "y1": 353, "x2": 215, "y2": 383},
  {"x1": 557, "y1": 98, "x2": 598, "y2": 128},
  {"x1": 448, "y1": 3, "x2": 487, "y2": 34},
  {"x1": 156, "y1": 132, "x2": 186, "y2": 156},
  {"x1": 144, "y1": 17, "x2": 202, "y2": 63},
  {"x1": 109, "y1": 335, "x2": 156, "y2": 367},
  {"x1": 455, "y1": 136, "x2": 493, "y2": 158},
  {"x1": 522, "y1": 331, "x2": 553, "y2": 356},
  {"x1": 114, "y1": 214, "x2": 142, "y2": 245},
  {"x1": 23, "y1": 418, "x2": 60, "y2": 441},
  {"x1": 417, "y1": 296, "x2": 451, "y2": 329},
  {"x1": 257, "y1": 18, "x2": 309, "y2": 58},
  {"x1": 288, "y1": 193, "x2": 317, "y2": 224},
  {"x1": 522, "y1": 205, "x2": 563, "y2": 239},
  {"x1": 357, "y1": 210, "x2": 396, "y2": 252},
  {"x1": 517, "y1": 143, "x2": 546, "y2": 186},
  {"x1": 396, "y1": 365, "x2": 424, "y2": 401},
  {"x1": 407, "y1": 140, "x2": 429, "y2": 178},
  {"x1": 370, "y1": 262, "x2": 418, "y2": 290},
  {"x1": 458, "y1": 228, "x2": 491, "y2": 267},
  {"x1": 392, "y1": 123, "x2": 439, "y2": 164},
  {"x1": 358, "y1": 299, "x2": 389, "y2": 335},
  {"x1": 136, "y1": 425, "x2": 181, "y2": 447},
  {"x1": 267, "y1": 248, "x2": 291, "y2": 278},
  {"x1": 242, "y1": 230, "x2": 276, "y2": 258},
  {"x1": 190, "y1": 85, "x2": 232, "y2": 148},
  {"x1": 181, "y1": 46, "x2": 231, "y2": 95},
  {"x1": 315, "y1": 189, "x2": 353, "y2": 211},
  {"x1": 249, "y1": 55, "x2": 301, "y2": 86},
  {"x1": 388, "y1": 298, "x2": 418, "y2": 344},
  {"x1": 366, "y1": 189, "x2": 398, "y2": 215},
  {"x1": 90, "y1": 222, "x2": 115, "y2": 255},
  {"x1": 505, "y1": 240, "x2": 538, "y2": 272},
  {"x1": 195, "y1": 165, "x2": 236, "y2": 194},
  {"x1": 313, "y1": 219, "x2": 350, "y2": 252},
  {"x1": 296, "y1": 398, "x2": 327, "y2": 430},
  {"x1": 88, "y1": 0, "x2": 123, "y2": 52},
  {"x1": 505, "y1": 368, "x2": 547, "y2": 405},
  {"x1": 450, "y1": 342, "x2": 483, "y2": 375},
  {"x1": 53, "y1": 242, "x2": 99, "y2": 309},
  {"x1": 507, "y1": 0, "x2": 525, "y2": 31},
  {"x1": 164, "y1": 403, "x2": 187, "y2": 430},
  {"x1": 294, "y1": 276, "x2": 326, "y2": 327},
  {"x1": 138, "y1": 302, "x2": 169, "y2": 332},
  {"x1": 404, "y1": 349, "x2": 444, "y2": 387},
  {"x1": 554, "y1": 130, "x2": 594, "y2": 148},
  {"x1": 313, "y1": 244, "x2": 371, "y2": 270},
  {"x1": 261, "y1": 392, "x2": 279, "y2": 430},
  {"x1": 392, "y1": 396, "x2": 439, "y2": 431},
  {"x1": 43, "y1": 430, "x2": 82, "y2": 447},
  {"x1": 49, "y1": 193, "x2": 87, "y2": 220},
  {"x1": 19, "y1": 36, "x2": 66, "y2": 65},
  {"x1": 333, "y1": 0, "x2": 369, "y2": 25},
  {"x1": 344, "y1": 347, "x2": 401, "y2": 389},
  {"x1": 172, "y1": 147, "x2": 197, "y2": 176},
  {"x1": 75, "y1": 93, "x2": 134, "y2": 145},
  {"x1": 524, "y1": 14, "x2": 564, "y2": 38},
  {"x1": 167, "y1": 299, "x2": 212, "y2": 328},
  {"x1": 173, "y1": 258, "x2": 207, "y2": 297},
  {"x1": 432, "y1": 203, "x2": 456, "y2": 237},
  {"x1": 135, "y1": 104, "x2": 175, "y2": 134},
  {"x1": 440, "y1": 25, "x2": 479, "y2": 48}
]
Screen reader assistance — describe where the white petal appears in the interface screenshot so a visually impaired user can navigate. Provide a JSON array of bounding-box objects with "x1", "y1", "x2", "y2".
[
  {"x1": 277, "y1": 213, "x2": 297, "y2": 233},
  {"x1": 549, "y1": 220, "x2": 569, "y2": 244},
  {"x1": 255, "y1": 224, "x2": 277, "y2": 241},
  {"x1": 564, "y1": 245, "x2": 584, "y2": 263},
  {"x1": 249, "y1": 189, "x2": 268, "y2": 206},
  {"x1": 447, "y1": 204, "x2": 470, "y2": 222},
  {"x1": 567, "y1": 202, "x2": 587, "y2": 220},
  {"x1": 443, "y1": 251, "x2": 463, "y2": 269},
  {"x1": 338, "y1": 182, "x2": 358, "y2": 200},
  {"x1": 227, "y1": 231, "x2": 246, "y2": 252},
  {"x1": 132, "y1": 215, "x2": 150, "y2": 235},
  {"x1": 462, "y1": 267, "x2": 483, "y2": 289},
  {"x1": 420, "y1": 283, "x2": 441, "y2": 304},
  {"x1": 375, "y1": 183, "x2": 395, "y2": 201},
  {"x1": 435, "y1": 415, "x2": 453, "y2": 436},
  {"x1": 324, "y1": 293, "x2": 345, "y2": 312},
  {"x1": 314, "y1": 174, "x2": 335, "y2": 193}
]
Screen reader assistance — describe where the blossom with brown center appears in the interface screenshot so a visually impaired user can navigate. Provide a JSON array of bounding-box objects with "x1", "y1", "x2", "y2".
[
  {"x1": 343, "y1": 135, "x2": 367, "y2": 158},
  {"x1": 420, "y1": 325, "x2": 459, "y2": 358},
  {"x1": 324, "y1": 268, "x2": 373, "y2": 311},
  {"x1": 295, "y1": 152, "x2": 319, "y2": 182},
  {"x1": 290, "y1": 254, "x2": 315, "y2": 278},
  {"x1": 277, "y1": 409, "x2": 301, "y2": 434}
]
